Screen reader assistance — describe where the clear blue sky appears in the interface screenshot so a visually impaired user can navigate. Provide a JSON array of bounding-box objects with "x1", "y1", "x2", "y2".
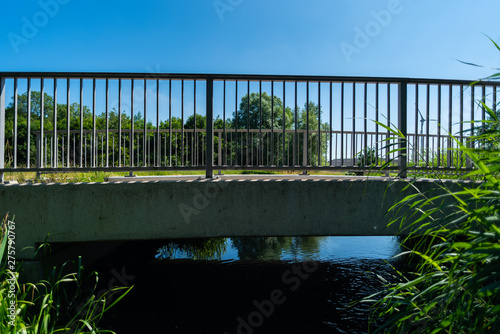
[{"x1": 1, "y1": 0, "x2": 499, "y2": 80}]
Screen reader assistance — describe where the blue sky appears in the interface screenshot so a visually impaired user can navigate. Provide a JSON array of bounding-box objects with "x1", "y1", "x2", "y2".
[{"x1": 1, "y1": 0, "x2": 499, "y2": 80}]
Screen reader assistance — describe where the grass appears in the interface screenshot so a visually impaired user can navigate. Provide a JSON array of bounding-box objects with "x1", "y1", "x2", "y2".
[
  {"x1": 3, "y1": 169, "x2": 357, "y2": 184},
  {"x1": 0, "y1": 215, "x2": 132, "y2": 333}
]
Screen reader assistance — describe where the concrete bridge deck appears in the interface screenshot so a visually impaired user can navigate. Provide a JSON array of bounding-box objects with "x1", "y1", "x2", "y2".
[{"x1": 0, "y1": 175, "x2": 473, "y2": 259}]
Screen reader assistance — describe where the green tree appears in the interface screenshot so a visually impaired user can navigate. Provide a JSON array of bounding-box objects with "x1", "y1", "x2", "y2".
[
  {"x1": 296, "y1": 101, "x2": 331, "y2": 166},
  {"x1": 236, "y1": 92, "x2": 294, "y2": 130}
]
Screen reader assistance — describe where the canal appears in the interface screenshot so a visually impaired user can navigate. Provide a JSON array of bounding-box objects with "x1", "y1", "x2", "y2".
[{"x1": 93, "y1": 236, "x2": 402, "y2": 333}]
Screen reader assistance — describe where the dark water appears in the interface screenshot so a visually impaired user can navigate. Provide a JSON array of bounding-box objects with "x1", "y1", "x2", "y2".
[{"x1": 93, "y1": 237, "x2": 401, "y2": 334}]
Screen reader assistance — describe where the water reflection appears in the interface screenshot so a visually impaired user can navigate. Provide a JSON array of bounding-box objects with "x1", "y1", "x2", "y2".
[
  {"x1": 230, "y1": 236, "x2": 322, "y2": 261},
  {"x1": 155, "y1": 238, "x2": 227, "y2": 260},
  {"x1": 99, "y1": 237, "x2": 402, "y2": 333},
  {"x1": 155, "y1": 236, "x2": 400, "y2": 262}
]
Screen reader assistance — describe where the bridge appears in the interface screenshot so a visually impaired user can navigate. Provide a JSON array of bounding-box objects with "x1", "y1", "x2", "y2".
[{"x1": 0, "y1": 72, "x2": 496, "y2": 259}]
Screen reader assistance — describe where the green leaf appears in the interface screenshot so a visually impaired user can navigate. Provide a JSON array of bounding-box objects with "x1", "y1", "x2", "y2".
[{"x1": 440, "y1": 318, "x2": 452, "y2": 328}]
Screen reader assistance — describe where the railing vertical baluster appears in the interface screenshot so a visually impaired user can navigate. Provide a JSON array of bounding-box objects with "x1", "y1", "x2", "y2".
[
  {"x1": 250, "y1": 132, "x2": 253, "y2": 165},
  {"x1": 66, "y1": 79, "x2": 70, "y2": 168},
  {"x1": 459, "y1": 85, "x2": 464, "y2": 166},
  {"x1": 302, "y1": 131, "x2": 307, "y2": 166},
  {"x1": 194, "y1": 80, "x2": 197, "y2": 166},
  {"x1": 190, "y1": 131, "x2": 193, "y2": 166},
  {"x1": 168, "y1": 80, "x2": 172, "y2": 166},
  {"x1": 61, "y1": 135, "x2": 64, "y2": 167},
  {"x1": 13, "y1": 78, "x2": 18, "y2": 169},
  {"x1": 448, "y1": 85, "x2": 452, "y2": 167},
  {"x1": 143, "y1": 79, "x2": 147, "y2": 167},
  {"x1": 35, "y1": 134, "x2": 41, "y2": 174},
  {"x1": 230, "y1": 130, "x2": 233, "y2": 166},
  {"x1": 102, "y1": 133, "x2": 104, "y2": 166},
  {"x1": 329, "y1": 82, "x2": 333, "y2": 166},
  {"x1": 181, "y1": 80, "x2": 184, "y2": 166},
  {"x1": 218, "y1": 130, "x2": 222, "y2": 166},
  {"x1": 386, "y1": 84, "x2": 391, "y2": 166},
  {"x1": 130, "y1": 80, "x2": 134, "y2": 169},
  {"x1": 118, "y1": 79, "x2": 122, "y2": 167},
  {"x1": 79, "y1": 78, "x2": 83, "y2": 168},
  {"x1": 398, "y1": 80, "x2": 408, "y2": 178},
  {"x1": 294, "y1": 81, "x2": 298, "y2": 166},
  {"x1": 235, "y1": 80, "x2": 239, "y2": 166},
  {"x1": 494, "y1": 86, "x2": 497, "y2": 112},
  {"x1": 340, "y1": 82, "x2": 344, "y2": 166},
  {"x1": 41, "y1": 79, "x2": 45, "y2": 168},
  {"x1": 282, "y1": 81, "x2": 286, "y2": 166},
  {"x1": 112, "y1": 133, "x2": 115, "y2": 167},
  {"x1": 352, "y1": 83, "x2": 356, "y2": 165},
  {"x1": 53, "y1": 79, "x2": 58, "y2": 168},
  {"x1": 259, "y1": 80, "x2": 262, "y2": 166},
  {"x1": 206, "y1": 77, "x2": 214, "y2": 178},
  {"x1": 363, "y1": 82, "x2": 367, "y2": 166},
  {"x1": 0, "y1": 77, "x2": 5, "y2": 182},
  {"x1": 270, "y1": 81, "x2": 274, "y2": 166},
  {"x1": 27, "y1": 78, "x2": 31, "y2": 168},
  {"x1": 92, "y1": 79, "x2": 96, "y2": 167},
  {"x1": 414, "y1": 84, "x2": 419, "y2": 164},
  {"x1": 84, "y1": 133, "x2": 87, "y2": 168},
  {"x1": 437, "y1": 85, "x2": 442, "y2": 167},
  {"x1": 246, "y1": 80, "x2": 250, "y2": 166},
  {"x1": 156, "y1": 79, "x2": 160, "y2": 167},
  {"x1": 318, "y1": 81, "x2": 321, "y2": 166},
  {"x1": 306, "y1": 81, "x2": 310, "y2": 166},
  {"x1": 375, "y1": 83, "x2": 379, "y2": 165},
  {"x1": 465, "y1": 85, "x2": 475, "y2": 168},
  {"x1": 481, "y1": 85, "x2": 486, "y2": 132},
  {"x1": 470, "y1": 85, "x2": 475, "y2": 153},
  {"x1": 73, "y1": 133, "x2": 76, "y2": 168},
  {"x1": 223, "y1": 80, "x2": 227, "y2": 166},
  {"x1": 106, "y1": 79, "x2": 109, "y2": 167},
  {"x1": 426, "y1": 84, "x2": 430, "y2": 164},
  {"x1": 335, "y1": 133, "x2": 338, "y2": 165}
]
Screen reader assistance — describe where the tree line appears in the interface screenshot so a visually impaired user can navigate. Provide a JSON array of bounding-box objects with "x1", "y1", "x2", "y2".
[{"x1": 3, "y1": 91, "x2": 330, "y2": 167}]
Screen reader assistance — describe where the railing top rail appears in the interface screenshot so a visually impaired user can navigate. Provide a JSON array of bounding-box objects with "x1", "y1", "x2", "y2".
[{"x1": 0, "y1": 72, "x2": 498, "y2": 86}]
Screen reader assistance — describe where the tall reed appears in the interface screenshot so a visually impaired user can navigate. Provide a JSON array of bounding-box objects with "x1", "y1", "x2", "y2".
[
  {"x1": 367, "y1": 39, "x2": 500, "y2": 333},
  {"x1": 0, "y1": 215, "x2": 132, "y2": 333}
]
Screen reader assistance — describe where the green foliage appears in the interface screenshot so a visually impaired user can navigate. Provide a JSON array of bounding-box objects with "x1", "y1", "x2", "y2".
[
  {"x1": 0, "y1": 215, "x2": 131, "y2": 333},
  {"x1": 366, "y1": 42, "x2": 500, "y2": 333},
  {"x1": 234, "y1": 93, "x2": 331, "y2": 165},
  {"x1": 236, "y1": 92, "x2": 294, "y2": 130},
  {"x1": 356, "y1": 147, "x2": 379, "y2": 167},
  {"x1": 475, "y1": 103, "x2": 500, "y2": 150}
]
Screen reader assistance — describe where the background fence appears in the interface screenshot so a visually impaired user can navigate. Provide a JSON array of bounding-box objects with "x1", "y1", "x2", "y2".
[{"x1": 1, "y1": 73, "x2": 498, "y2": 179}]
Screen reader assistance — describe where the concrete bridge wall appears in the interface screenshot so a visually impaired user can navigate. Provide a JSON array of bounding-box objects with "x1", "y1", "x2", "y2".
[{"x1": 0, "y1": 177, "x2": 469, "y2": 259}]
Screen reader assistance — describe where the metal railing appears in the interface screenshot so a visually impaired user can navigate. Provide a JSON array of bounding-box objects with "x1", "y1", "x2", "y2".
[{"x1": 0, "y1": 73, "x2": 498, "y2": 180}]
